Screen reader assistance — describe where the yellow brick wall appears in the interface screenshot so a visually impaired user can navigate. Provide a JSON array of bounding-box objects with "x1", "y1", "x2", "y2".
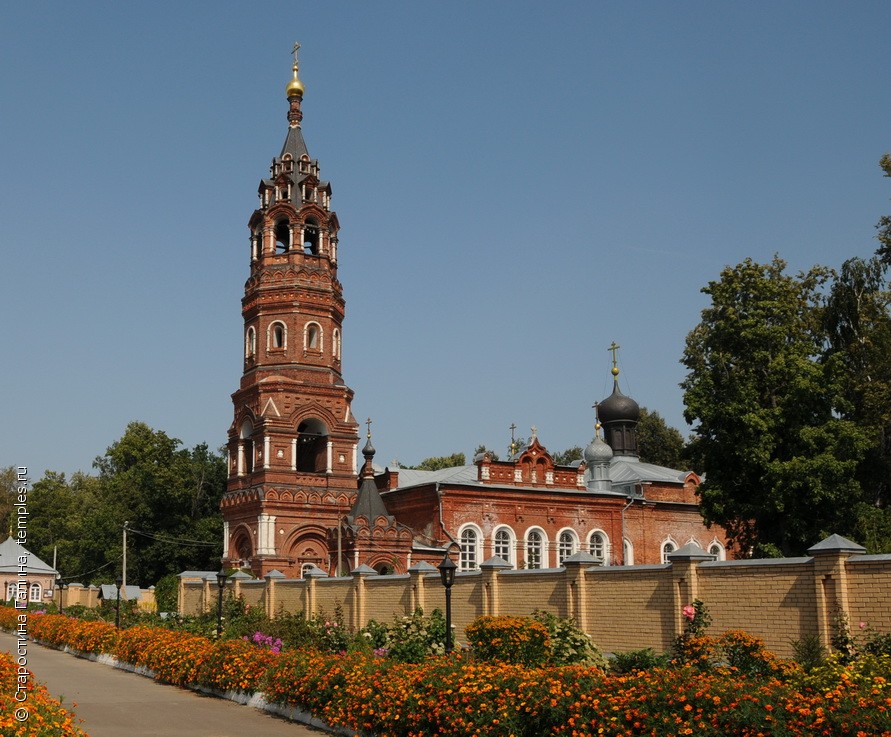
[
  {"x1": 585, "y1": 567, "x2": 676, "y2": 653},
  {"x1": 846, "y1": 558, "x2": 891, "y2": 633},
  {"x1": 177, "y1": 551, "x2": 891, "y2": 659},
  {"x1": 697, "y1": 562, "x2": 817, "y2": 657}
]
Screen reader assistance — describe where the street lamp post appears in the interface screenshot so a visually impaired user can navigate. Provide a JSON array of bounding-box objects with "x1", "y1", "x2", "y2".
[
  {"x1": 57, "y1": 581, "x2": 67, "y2": 615},
  {"x1": 114, "y1": 575, "x2": 123, "y2": 629},
  {"x1": 437, "y1": 547, "x2": 457, "y2": 654},
  {"x1": 216, "y1": 570, "x2": 228, "y2": 638}
]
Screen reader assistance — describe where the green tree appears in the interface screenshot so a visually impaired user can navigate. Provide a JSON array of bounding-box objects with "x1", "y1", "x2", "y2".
[
  {"x1": 26, "y1": 422, "x2": 226, "y2": 587},
  {"x1": 552, "y1": 446, "x2": 584, "y2": 465},
  {"x1": 681, "y1": 256, "x2": 871, "y2": 557},
  {"x1": 637, "y1": 407, "x2": 686, "y2": 469},
  {"x1": 407, "y1": 453, "x2": 466, "y2": 471},
  {"x1": 823, "y1": 255, "x2": 891, "y2": 551},
  {"x1": 0, "y1": 466, "x2": 17, "y2": 535},
  {"x1": 28, "y1": 471, "x2": 104, "y2": 581},
  {"x1": 874, "y1": 153, "x2": 891, "y2": 265},
  {"x1": 473, "y1": 444, "x2": 499, "y2": 461}
]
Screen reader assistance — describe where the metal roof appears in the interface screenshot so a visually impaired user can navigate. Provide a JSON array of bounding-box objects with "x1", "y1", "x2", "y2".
[{"x1": 0, "y1": 537, "x2": 57, "y2": 576}]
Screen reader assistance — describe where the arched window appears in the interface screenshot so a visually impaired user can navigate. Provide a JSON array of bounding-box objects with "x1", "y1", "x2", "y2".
[
  {"x1": 708, "y1": 542, "x2": 726, "y2": 561},
  {"x1": 239, "y1": 419, "x2": 254, "y2": 475},
  {"x1": 623, "y1": 538, "x2": 634, "y2": 566},
  {"x1": 296, "y1": 418, "x2": 328, "y2": 473},
  {"x1": 274, "y1": 218, "x2": 291, "y2": 253},
  {"x1": 661, "y1": 540, "x2": 676, "y2": 564},
  {"x1": 304, "y1": 217, "x2": 320, "y2": 255},
  {"x1": 305, "y1": 323, "x2": 322, "y2": 351},
  {"x1": 588, "y1": 531, "x2": 608, "y2": 564},
  {"x1": 301, "y1": 563, "x2": 316, "y2": 579},
  {"x1": 557, "y1": 530, "x2": 577, "y2": 566},
  {"x1": 332, "y1": 329, "x2": 341, "y2": 360},
  {"x1": 493, "y1": 527, "x2": 514, "y2": 566},
  {"x1": 270, "y1": 322, "x2": 286, "y2": 350},
  {"x1": 29, "y1": 583, "x2": 42, "y2": 602},
  {"x1": 245, "y1": 327, "x2": 256, "y2": 358},
  {"x1": 526, "y1": 530, "x2": 544, "y2": 569},
  {"x1": 459, "y1": 527, "x2": 480, "y2": 571},
  {"x1": 6, "y1": 583, "x2": 16, "y2": 601}
]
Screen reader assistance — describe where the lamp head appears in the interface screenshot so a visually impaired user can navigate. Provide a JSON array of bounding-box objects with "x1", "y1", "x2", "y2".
[{"x1": 437, "y1": 552, "x2": 457, "y2": 588}]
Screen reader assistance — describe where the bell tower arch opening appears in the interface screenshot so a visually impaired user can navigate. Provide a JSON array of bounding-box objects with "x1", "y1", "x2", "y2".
[
  {"x1": 239, "y1": 419, "x2": 254, "y2": 475},
  {"x1": 296, "y1": 417, "x2": 328, "y2": 473},
  {"x1": 274, "y1": 218, "x2": 291, "y2": 253},
  {"x1": 303, "y1": 216, "x2": 320, "y2": 255}
]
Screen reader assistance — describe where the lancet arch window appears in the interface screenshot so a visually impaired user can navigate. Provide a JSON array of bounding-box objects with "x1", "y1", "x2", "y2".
[
  {"x1": 269, "y1": 321, "x2": 287, "y2": 350},
  {"x1": 661, "y1": 539, "x2": 677, "y2": 564},
  {"x1": 305, "y1": 322, "x2": 322, "y2": 352}
]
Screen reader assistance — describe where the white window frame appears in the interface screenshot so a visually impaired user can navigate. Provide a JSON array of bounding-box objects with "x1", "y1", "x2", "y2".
[
  {"x1": 492, "y1": 526, "x2": 515, "y2": 567},
  {"x1": 557, "y1": 528, "x2": 578, "y2": 566},
  {"x1": 587, "y1": 529, "x2": 610, "y2": 565},
  {"x1": 458, "y1": 524, "x2": 482, "y2": 571},
  {"x1": 524, "y1": 527, "x2": 547, "y2": 570}
]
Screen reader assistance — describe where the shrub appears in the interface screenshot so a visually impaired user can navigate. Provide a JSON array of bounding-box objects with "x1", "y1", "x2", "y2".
[
  {"x1": 791, "y1": 633, "x2": 827, "y2": 673},
  {"x1": 465, "y1": 615, "x2": 550, "y2": 666},
  {"x1": 379, "y1": 608, "x2": 447, "y2": 663},
  {"x1": 610, "y1": 647, "x2": 670, "y2": 674},
  {"x1": 532, "y1": 610, "x2": 607, "y2": 667}
]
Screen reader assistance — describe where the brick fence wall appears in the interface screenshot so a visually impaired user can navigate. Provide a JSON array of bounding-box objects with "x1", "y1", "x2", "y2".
[{"x1": 178, "y1": 535, "x2": 890, "y2": 658}]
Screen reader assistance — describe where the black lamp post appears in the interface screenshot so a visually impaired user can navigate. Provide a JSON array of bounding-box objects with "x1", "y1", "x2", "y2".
[
  {"x1": 215, "y1": 570, "x2": 228, "y2": 638},
  {"x1": 114, "y1": 575, "x2": 123, "y2": 629},
  {"x1": 57, "y1": 580, "x2": 67, "y2": 615},
  {"x1": 437, "y1": 547, "x2": 457, "y2": 654}
]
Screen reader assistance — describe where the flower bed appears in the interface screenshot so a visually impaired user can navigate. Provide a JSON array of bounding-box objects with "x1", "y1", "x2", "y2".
[
  {"x1": 3, "y1": 606, "x2": 891, "y2": 736},
  {"x1": 0, "y1": 652, "x2": 89, "y2": 737}
]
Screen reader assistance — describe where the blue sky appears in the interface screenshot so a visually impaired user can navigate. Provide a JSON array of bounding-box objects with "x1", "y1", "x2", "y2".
[{"x1": 3, "y1": 2, "x2": 890, "y2": 480}]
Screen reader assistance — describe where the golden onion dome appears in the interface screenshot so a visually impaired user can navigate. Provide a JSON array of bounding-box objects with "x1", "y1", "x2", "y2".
[{"x1": 286, "y1": 62, "x2": 304, "y2": 98}]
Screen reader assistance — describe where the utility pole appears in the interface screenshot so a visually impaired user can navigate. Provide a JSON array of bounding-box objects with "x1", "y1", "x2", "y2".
[{"x1": 122, "y1": 521, "x2": 128, "y2": 589}]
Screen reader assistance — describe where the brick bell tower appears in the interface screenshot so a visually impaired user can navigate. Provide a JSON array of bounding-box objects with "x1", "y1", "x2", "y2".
[{"x1": 222, "y1": 45, "x2": 360, "y2": 578}]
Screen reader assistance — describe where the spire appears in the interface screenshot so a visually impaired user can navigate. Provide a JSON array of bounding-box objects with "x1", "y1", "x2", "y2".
[
  {"x1": 286, "y1": 41, "x2": 305, "y2": 127},
  {"x1": 608, "y1": 341, "x2": 621, "y2": 384},
  {"x1": 348, "y1": 418, "x2": 393, "y2": 524}
]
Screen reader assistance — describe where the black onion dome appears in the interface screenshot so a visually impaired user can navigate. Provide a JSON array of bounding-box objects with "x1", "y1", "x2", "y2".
[
  {"x1": 362, "y1": 436, "x2": 375, "y2": 460},
  {"x1": 597, "y1": 382, "x2": 640, "y2": 424}
]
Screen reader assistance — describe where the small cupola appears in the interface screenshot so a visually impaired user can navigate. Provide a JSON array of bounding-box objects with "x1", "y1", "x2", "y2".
[{"x1": 597, "y1": 342, "x2": 640, "y2": 458}]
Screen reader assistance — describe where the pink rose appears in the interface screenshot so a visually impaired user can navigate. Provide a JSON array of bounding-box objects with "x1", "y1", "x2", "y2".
[
  {"x1": 859, "y1": 621, "x2": 867, "y2": 630},
  {"x1": 682, "y1": 605, "x2": 696, "y2": 621}
]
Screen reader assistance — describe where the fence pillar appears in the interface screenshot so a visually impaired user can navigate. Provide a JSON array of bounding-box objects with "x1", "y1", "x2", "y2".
[
  {"x1": 265, "y1": 569, "x2": 285, "y2": 618},
  {"x1": 351, "y1": 565, "x2": 378, "y2": 631},
  {"x1": 408, "y1": 561, "x2": 437, "y2": 613},
  {"x1": 303, "y1": 565, "x2": 328, "y2": 620},
  {"x1": 668, "y1": 543, "x2": 715, "y2": 637},
  {"x1": 561, "y1": 552, "x2": 600, "y2": 631},
  {"x1": 480, "y1": 556, "x2": 513, "y2": 617},
  {"x1": 807, "y1": 534, "x2": 866, "y2": 650}
]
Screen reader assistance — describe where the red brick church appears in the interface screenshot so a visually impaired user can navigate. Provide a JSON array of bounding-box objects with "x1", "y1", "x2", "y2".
[{"x1": 221, "y1": 49, "x2": 728, "y2": 578}]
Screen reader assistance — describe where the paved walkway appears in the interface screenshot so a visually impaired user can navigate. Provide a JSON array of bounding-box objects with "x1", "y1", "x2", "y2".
[{"x1": 0, "y1": 631, "x2": 328, "y2": 737}]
